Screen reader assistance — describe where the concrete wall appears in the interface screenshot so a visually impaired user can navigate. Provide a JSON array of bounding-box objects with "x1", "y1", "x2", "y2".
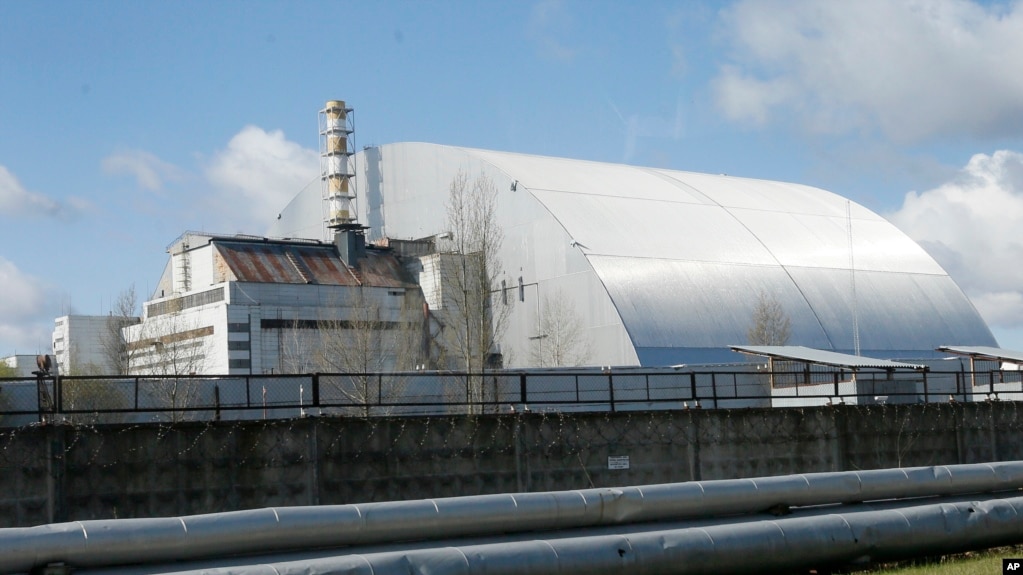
[{"x1": 2, "y1": 402, "x2": 1021, "y2": 528}]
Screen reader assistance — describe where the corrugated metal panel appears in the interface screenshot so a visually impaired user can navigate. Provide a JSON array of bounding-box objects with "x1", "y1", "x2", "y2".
[
  {"x1": 937, "y1": 345, "x2": 1023, "y2": 364},
  {"x1": 730, "y1": 345, "x2": 927, "y2": 370},
  {"x1": 590, "y1": 256, "x2": 994, "y2": 358},
  {"x1": 528, "y1": 189, "x2": 778, "y2": 265},
  {"x1": 587, "y1": 256, "x2": 832, "y2": 349},
  {"x1": 733, "y1": 209, "x2": 944, "y2": 274},
  {"x1": 786, "y1": 268, "x2": 995, "y2": 352}
]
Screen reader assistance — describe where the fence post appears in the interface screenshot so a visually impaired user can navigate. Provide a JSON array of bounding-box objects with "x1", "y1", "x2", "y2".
[
  {"x1": 54, "y1": 376, "x2": 62, "y2": 417},
  {"x1": 690, "y1": 373, "x2": 697, "y2": 402},
  {"x1": 214, "y1": 385, "x2": 221, "y2": 422},
  {"x1": 922, "y1": 370, "x2": 929, "y2": 403},
  {"x1": 608, "y1": 371, "x2": 615, "y2": 413},
  {"x1": 519, "y1": 372, "x2": 527, "y2": 405},
  {"x1": 35, "y1": 373, "x2": 51, "y2": 424},
  {"x1": 311, "y1": 373, "x2": 320, "y2": 407}
]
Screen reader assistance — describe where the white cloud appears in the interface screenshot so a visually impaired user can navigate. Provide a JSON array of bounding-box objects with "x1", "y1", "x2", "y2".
[
  {"x1": 0, "y1": 165, "x2": 62, "y2": 217},
  {"x1": 204, "y1": 126, "x2": 319, "y2": 232},
  {"x1": 608, "y1": 97, "x2": 687, "y2": 164},
  {"x1": 102, "y1": 150, "x2": 185, "y2": 192},
  {"x1": 528, "y1": 0, "x2": 577, "y2": 63},
  {"x1": 713, "y1": 0, "x2": 1023, "y2": 142},
  {"x1": 888, "y1": 150, "x2": 1023, "y2": 330},
  {"x1": 0, "y1": 257, "x2": 54, "y2": 355}
]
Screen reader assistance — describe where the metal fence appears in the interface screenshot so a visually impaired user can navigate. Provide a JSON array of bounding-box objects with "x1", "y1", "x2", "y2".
[{"x1": 1, "y1": 367, "x2": 1021, "y2": 425}]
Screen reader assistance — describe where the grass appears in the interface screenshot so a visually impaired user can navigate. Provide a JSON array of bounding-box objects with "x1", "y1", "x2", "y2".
[{"x1": 843, "y1": 546, "x2": 1023, "y2": 575}]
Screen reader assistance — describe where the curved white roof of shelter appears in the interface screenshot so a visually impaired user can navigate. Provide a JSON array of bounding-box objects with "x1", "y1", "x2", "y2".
[
  {"x1": 467, "y1": 147, "x2": 994, "y2": 363},
  {"x1": 268, "y1": 142, "x2": 995, "y2": 365}
]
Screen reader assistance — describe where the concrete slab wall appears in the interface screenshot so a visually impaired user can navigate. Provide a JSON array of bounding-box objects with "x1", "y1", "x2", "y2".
[{"x1": 0, "y1": 402, "x2": 1020, "y2": 527}]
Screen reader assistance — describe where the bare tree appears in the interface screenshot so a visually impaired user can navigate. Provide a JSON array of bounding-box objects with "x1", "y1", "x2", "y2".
[
  {"x1": 313, "y1": 288, "x2": 429, "y2": 415},
  {"x1": 272, "y1": 287, "x2": 434, "y2": 414},
  {"x1": 441, "y1": 171, "x2": 508, "y2": 407},
  {"x1": 531, "y1": 288, "x2": 591, "y2": 367},
  {"x1": 126, "y1": 314, "x2": 213, "y2": 421},
  {"x1": 280, "y1": 318, "x2": 317, "y2": 374},
  {"x1": 445, "y1": 170, "x2": 506, "y2": 371},
  {"x1": 101, "y1": 285, "x2": 142, "y2": 375},
  {"x1": 747, "y1": 290, "x2": 793, "y2": 388},
  {"x1": 747, "y1": 290, "x2": 791, "y2": 346},
  {"x1": 50, "y1": 342, "x2": 131, "y2": 424}
]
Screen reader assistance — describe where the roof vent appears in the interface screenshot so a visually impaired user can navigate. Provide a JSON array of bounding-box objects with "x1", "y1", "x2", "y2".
[{"x1": 335, "y1": 225, "x2": 367, "y2": 267}]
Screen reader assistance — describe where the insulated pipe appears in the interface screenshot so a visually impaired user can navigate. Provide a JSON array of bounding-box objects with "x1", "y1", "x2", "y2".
[
  {"x1": 3, "y1": 461, "x2": 1023, "y2": 573},
  {"x1": 70, "y1": 495, "x2": 1023, "y2": 575}
]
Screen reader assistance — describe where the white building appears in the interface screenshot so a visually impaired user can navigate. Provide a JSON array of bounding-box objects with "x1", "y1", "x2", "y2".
[
  {"x1": 120, "y1": 230, "x2": 434, "y2": 376},
  {"x1": 51, "y1": 315, "x2": 130, "y2": 375}
]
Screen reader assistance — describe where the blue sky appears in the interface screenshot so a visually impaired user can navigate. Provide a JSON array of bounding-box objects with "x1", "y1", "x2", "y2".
[{"x1": 3, "y1": 0, "x2": 1023, "y2": 357}]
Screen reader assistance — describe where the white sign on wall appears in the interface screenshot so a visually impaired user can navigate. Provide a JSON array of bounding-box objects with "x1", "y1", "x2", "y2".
[{"x1": 607, "y1": 455, "x2": 630, "y2": 470}]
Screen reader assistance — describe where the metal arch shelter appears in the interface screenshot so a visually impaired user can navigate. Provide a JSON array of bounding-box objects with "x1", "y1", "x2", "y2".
[{"x1": 269, "y1": 142, "x2": 996, "y2": 367}]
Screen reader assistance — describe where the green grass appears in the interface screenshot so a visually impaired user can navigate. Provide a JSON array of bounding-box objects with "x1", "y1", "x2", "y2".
[{"x1": 846, "y1": 546, "x2": 1023, "y2": 575}]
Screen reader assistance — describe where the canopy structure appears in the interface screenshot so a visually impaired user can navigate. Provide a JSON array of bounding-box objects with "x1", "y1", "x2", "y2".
[
  {"x1": 936, "y1": 345, "x2": 1023, "y2": 365},
  {"x1": 270, "y1": 142, "x2": 998, "y2": 367},
  {"x1": 731, "y1": 345, "x2": 928, "y2": 390},
  {"x1": 936, "y1": 345, "x2": 1023, "y2": 388},
  {"x1": 731, "y1": 345, "x2": 928, "y2": 371}
]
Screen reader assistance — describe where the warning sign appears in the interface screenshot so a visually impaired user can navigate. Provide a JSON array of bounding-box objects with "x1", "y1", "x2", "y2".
[{"x1": 607, "y1": 455, "x2": 630, "y2": 470}]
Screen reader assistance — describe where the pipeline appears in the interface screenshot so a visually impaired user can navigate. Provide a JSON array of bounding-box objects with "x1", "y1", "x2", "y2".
[
  {"x1": 91, "y1": 494, "x2": 1023, "y2": 575},
  {"x1": 2, "y1": 461, "x2": 1023, "y2": 574}
]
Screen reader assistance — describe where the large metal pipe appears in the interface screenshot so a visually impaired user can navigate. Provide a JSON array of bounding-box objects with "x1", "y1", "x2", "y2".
[
  {"x1": 3, "y1": 461, "x2": 1023, "y2": 573},
  {"x1": 61, "y1": 494, "x2": 1023, "y2": 575}
]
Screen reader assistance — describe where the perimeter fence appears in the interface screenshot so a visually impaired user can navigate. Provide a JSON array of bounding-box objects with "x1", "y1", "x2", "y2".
[{"x1": 1, "y1": 365, "x2": 1021, "y2": 425}]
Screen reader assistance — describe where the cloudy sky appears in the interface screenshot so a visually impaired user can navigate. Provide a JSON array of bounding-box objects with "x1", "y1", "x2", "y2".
[{"x1": 2, "y1": 0, "x2": 1023, "y2": 356}]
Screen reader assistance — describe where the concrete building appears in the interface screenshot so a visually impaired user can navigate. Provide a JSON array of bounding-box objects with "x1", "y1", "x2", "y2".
[
  {"x1": 120, "y1": 230, "x2": 432, "y2": 376},
  {"x1": 270, "y1": 142, "x2": 997, "y2": 366},
  {"x1": 51, "y1": 315, "x2": 130, "y2": 375}
]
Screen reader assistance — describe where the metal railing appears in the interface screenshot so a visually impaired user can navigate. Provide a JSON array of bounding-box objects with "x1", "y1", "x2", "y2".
[{"x1": 1, "y1": 367, "x2": 1021, "y2": 424}]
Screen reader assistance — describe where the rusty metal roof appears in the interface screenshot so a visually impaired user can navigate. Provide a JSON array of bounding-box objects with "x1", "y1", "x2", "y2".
[{"x1": 213, "y1": 239, "x2": 414, "y2": 288}]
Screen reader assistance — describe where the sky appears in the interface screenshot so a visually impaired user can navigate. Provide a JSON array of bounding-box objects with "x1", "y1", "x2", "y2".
[{"x1": 3, "y1": 0, "x2": 1023, "y2": 357}]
